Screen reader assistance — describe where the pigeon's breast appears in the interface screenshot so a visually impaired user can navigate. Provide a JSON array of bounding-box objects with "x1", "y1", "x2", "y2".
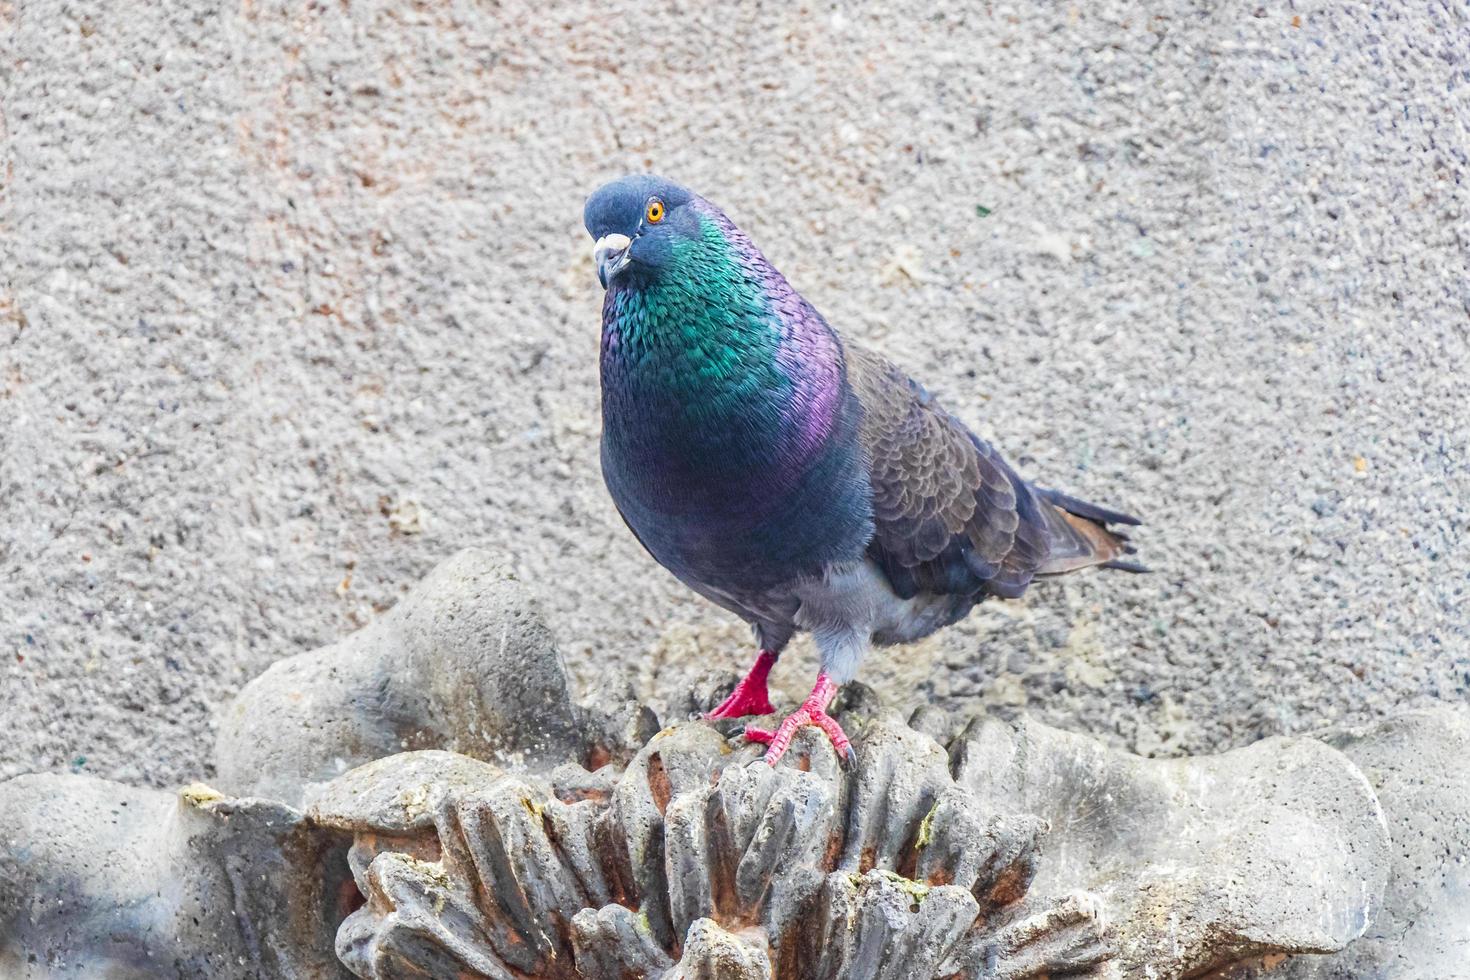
[{"x1": 600, "y1": 374, "x2": 875, "y2": 596}]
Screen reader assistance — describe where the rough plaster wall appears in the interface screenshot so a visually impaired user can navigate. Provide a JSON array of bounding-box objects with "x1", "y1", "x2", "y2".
[{"x1": 1, "y1": 0, "x2": 1466, "y2": 786}]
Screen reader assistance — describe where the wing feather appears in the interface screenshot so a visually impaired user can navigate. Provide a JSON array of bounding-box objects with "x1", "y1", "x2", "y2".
[{"x1": 845, "y1": 341, "x2": 1130, "y2": 601}]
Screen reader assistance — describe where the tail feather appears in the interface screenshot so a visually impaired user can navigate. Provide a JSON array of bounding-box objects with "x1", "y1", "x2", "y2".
[
  {"x1": 1100, "y1": 559, "x2": 1150, "y2": 573},
  {"x1": 1032, "y1": 486, "x2": 1145, "y2": 576},
  {"x1": 1035, "y1": 486, "x2": 1142, "y2": 526}
]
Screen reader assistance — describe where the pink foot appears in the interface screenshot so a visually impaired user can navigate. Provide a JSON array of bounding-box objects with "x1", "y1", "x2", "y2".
[
  {"x1": 744, "y1": 674, "x2": 852, "y2": 765},
  {"x1": 706, "y1": 649, "x2": 777, "y2": 719}
]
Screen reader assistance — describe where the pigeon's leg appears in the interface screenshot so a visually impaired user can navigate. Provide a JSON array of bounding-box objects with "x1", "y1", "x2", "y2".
[
  {"x1": 744, "y1": 673, "x2": 852, "y2": 765},
  {"x1": 706, "y1": 649, "x2": 778, "y2": 719}
]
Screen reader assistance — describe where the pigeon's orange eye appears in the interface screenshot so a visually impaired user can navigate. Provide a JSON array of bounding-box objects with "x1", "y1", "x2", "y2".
[{"x1": 646, "y1": 199, "x2": 665, "y2": 224}]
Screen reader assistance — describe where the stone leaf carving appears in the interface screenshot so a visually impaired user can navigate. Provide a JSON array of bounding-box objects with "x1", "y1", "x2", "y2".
[{"x1": 311, "y1": 721, "x2": 1097, "y2": 980}]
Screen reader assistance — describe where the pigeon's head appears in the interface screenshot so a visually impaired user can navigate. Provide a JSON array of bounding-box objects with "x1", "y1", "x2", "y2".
[{"x1": 584, "y1": 175, "x2": 702, "y2": 289}]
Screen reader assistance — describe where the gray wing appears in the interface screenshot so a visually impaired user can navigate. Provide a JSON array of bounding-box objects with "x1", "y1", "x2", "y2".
[{"x1": 845, "y1": 342, "x2": 1134, "y2": 600}]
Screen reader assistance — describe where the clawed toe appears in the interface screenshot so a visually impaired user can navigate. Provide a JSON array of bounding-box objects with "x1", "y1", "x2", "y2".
[
  {"x1": 743, "y1": 723, "x2": 778, "y2": 744},
  {"x1": 743, "y1": 673, "x2": 852, "y2": 766},
  {"x1": 809, "y1": 709, "x2": 853, "y2": 760}
]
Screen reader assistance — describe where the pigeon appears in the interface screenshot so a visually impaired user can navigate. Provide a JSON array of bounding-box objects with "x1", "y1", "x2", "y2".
[{"x1": 584, "y1": 175, "x2": 1141, "y2": 765}]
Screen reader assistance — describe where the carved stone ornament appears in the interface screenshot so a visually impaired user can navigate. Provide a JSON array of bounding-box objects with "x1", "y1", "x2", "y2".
[{"x1": 2, "y1": 550, "x2": 1465, "y2": 979}]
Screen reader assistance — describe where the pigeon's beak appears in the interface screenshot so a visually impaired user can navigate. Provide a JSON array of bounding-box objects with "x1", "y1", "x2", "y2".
[{"x1": 593, "y1": 233, "x2": 633, "y2": 289}]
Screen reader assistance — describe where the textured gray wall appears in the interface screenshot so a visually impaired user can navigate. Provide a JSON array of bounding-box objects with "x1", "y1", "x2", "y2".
[{"x1": 2, "y1": 0, "x2": 1466, "y2": 787}]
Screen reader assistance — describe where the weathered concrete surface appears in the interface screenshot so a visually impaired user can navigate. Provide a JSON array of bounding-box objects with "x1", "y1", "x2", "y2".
[
  {"x1": 3, "y1": 0, "x2": 1467, "y2": 791},
  {"x1": 214, "y1": 548, "x2": 587, "y2": 806}
]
